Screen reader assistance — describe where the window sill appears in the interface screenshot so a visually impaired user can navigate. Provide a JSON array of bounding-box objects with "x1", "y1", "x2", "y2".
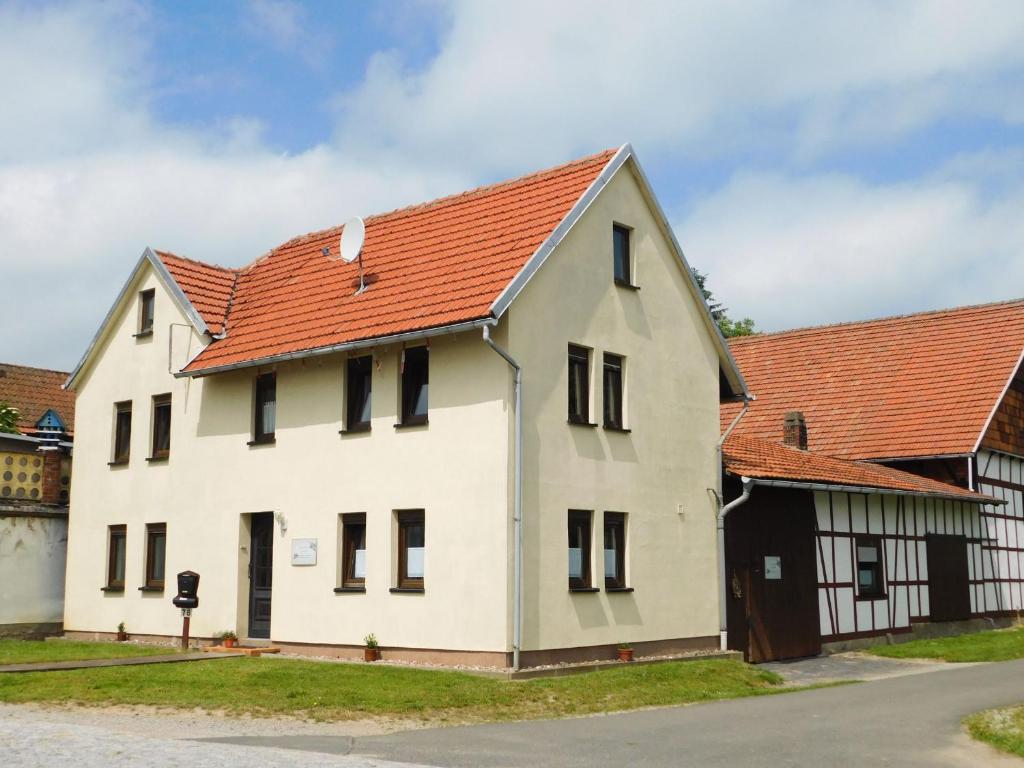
[
  {"x1": 334, "y1": 586, "x2": 367, "y2": 593},
  {"x1": 603, "y1": 425, "x2": 632, "y2": 433},
  {"x1": 605, "y1": 586, "x2": 635, "y2": 593},
  {"x1": 100, "y1": 586, "x2": 124, "y2": 593},
  {"x1": 389, "y1": 587, "x2": 425, "y2": 594},
  {"x1": 394, "y1": 420, "x2": 428, "y2": 430},
  {"x1": 132, "y1": 329, "x2": 154, "y2": 338},
  {"x1": 247, "y1": 436, "x2": 276, "y2": 447},
  {"x1": 614, "y1": 280, "x2": 641, "y2": 291},
  {"x1": 339, "y1": 424, "x2": 371, "y2": 435},
  {"x1": 138, "y1": 586, "x2": 164, "y2": 593},
  {"x1": 569, "y1": 587, "x2": 600, "y2": 593},
  {"x1": 145, "y1": 456, "x2": 169, "y2": 463},
  {"x1": 567, "y1": 420, "x2": 599, "y2": 428},
  {"x1": 107, "y1": 460, "x2": 129, "y2": 467}
]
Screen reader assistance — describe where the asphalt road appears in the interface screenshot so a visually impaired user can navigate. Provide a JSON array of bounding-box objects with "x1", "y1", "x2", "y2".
[{"x1": 209, "y1": 659, "x2": 1024, "y2": 767}]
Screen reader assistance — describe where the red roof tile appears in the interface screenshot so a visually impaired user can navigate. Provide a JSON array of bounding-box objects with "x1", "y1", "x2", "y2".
[
  {"x1": 722, "y1": 300, "x2": 1024, "y2": 460},
  {"x1": 156, "y1": 251, "x2": 238, "y2": 336},
  {"x1": 0, "y1": 363, "x2": 75, "y2": 435},
  {"x1": 172, "y1": 149, "x2": 617, "y2": 373},
  {"x1": 723, "y1": 435, "x2": 994, "y2": 503}
]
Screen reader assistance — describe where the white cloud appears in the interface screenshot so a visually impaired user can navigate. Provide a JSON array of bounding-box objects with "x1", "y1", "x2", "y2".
[
  {"x1": 678, "y1": 158, "x2": 1024, "y2": 331},
  {"x1": 242, "y1": 0, "x2": 332, "y2": 66}
]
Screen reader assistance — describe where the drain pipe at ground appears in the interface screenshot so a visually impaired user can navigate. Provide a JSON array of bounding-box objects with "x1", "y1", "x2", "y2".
[
  {"x1": 715, "y1": 399, "x2": 751, "y2": 651},
  {"x1": 482, "y1": 325, "x2": 523, "y2": 671}
]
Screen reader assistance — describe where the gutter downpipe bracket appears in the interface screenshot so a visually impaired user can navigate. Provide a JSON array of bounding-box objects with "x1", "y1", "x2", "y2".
[{"x1": 482, "y1": 324, "x2": 523, "y2": 671}]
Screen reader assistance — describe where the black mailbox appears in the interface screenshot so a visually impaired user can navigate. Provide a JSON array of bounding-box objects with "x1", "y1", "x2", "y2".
[{"x1": 172, "y1": 570, "x2": 200, "y2": 610}]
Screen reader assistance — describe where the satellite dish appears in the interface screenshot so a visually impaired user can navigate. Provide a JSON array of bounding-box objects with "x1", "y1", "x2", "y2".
[{"x1": 340, "y1": 216, "x2": 365, "y2": 264}]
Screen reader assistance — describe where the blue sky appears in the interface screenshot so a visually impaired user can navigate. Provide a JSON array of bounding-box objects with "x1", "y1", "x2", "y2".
[{"x1": 3, "y1": 0, "x2": 1024, "y2": 370}]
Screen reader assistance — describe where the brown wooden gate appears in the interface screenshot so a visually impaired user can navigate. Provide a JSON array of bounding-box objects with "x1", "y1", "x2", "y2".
[
  {"x1": 725, "y1": 487, "x2": 821, "y2": 662},
  {"x1": 926, "y1": 534, "x2": 971, "y2": 622}
]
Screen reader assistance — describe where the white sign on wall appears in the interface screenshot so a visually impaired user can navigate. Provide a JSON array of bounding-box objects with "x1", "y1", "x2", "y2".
[
  {"x1": 764, "y1": 555, "x2": 782, "y2": 580},
  {"x1": 291, "y1": 538, "x2": 318, "y2": 566}
]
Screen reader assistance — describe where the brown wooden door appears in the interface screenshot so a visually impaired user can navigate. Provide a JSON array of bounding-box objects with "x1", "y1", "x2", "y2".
[
  {"x1": 725, "y1": 487, "x2": 821, "y2": 663},
  {"x1": 927, "y1": 534, "x2": 971, "y2": 622}
]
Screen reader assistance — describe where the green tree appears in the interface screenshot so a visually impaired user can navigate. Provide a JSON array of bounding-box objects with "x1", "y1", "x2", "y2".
[
  {"x1": 0, "y1": 401, "x2": 19, "y2": 434},
  {"x1": 691, "y1": 268, "x2": 757, "y2": 338}
]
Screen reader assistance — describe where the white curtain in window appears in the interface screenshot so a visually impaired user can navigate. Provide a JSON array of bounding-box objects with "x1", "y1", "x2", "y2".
[
  {"x1": 407, "y1": 547, "x2": 424, "y2": 578},
  {"x1": 261, "y1": 400, "x2": 275, "y2": 434},
  {"x1": 569, "y1": 547, "x2": 582, "y2": 578},
  {"x1": 604, "y1": 548, "x2": 616, "y2": 578},
  {"x1": 354, "y1": 549, "x2": 366, "y2": 578}
]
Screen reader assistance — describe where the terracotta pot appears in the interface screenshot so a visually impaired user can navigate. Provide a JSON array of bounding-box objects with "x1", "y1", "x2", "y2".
[
  {"x1": 223, "y1": 638, "x2": 237, "y2": 648},
  {"x1": 364, "y1": 647, "x2": 380, "y2": 662},
  {"x1": 617, "y1": 648, "x2": 634, "y2": 662},
  {"x1": 116, "y1": 632, "x2": 128, "y2": 642}
]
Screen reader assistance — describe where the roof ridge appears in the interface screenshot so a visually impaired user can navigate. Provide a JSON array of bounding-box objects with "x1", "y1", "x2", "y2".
[
  {"x1": 155, "y1": 249, "x2": 240, "y2": 275},
  {"x1": 262, "y1": 147, "x2": 620, "y2": 256},
  {"x1": 730, "y1": 296, "x2": 1024, "y2": 343},
  {"x1": 0, "y1": 362, "x2": 71, "y2": 376}
]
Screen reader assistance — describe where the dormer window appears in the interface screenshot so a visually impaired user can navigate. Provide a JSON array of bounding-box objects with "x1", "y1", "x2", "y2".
[
  {"x1": 613, "y1": 224, "x2": 632, "y2": 286},
  {"x1": 138, "y1": 289, "x2": 155, "y2": 336}
]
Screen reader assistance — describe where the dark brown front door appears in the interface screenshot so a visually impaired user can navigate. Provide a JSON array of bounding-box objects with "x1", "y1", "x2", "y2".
[
  {"x1": 927, "y1": 534, "x2": 971, "y2": 622},
  {"x1": 726, "y1": 487, "x2": 821, "y2": 663},
  {"x1": 248, "y1": 513, "x2": 274, "y2": 639}
]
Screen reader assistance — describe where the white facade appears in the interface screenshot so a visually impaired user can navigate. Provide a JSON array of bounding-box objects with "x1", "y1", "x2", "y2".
[{"x1": 975, "y1": 449, "x2": 1024, "y2": 613}]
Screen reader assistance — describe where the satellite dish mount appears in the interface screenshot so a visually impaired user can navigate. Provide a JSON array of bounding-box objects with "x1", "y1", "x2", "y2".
[{"x1": 340, "y1": 216, "x2": 367, "y2": 294}]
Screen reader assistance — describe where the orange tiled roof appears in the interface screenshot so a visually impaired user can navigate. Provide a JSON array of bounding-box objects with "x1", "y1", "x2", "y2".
[
  {"x1": 723, "y1": 435, "x2": 995, "y2": 503},
  {"x1": 173, "y1": 149, "x2": 617, "y2": 374},
  {"x1": 722, "y1": 300, "x2": 1024, "y2": 460},
  {"x1": 0, "y1": 363, "x2": 75, "y2": 435},
  {"x1": 156, "y1": 251, "x2": 238, "y2": 336}
]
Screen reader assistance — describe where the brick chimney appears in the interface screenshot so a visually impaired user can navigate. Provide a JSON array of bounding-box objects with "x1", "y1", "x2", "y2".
[
  {"x1": 40, "y1": 450, "x2": 65, "y2": 505},
  {"x1": 783, "y1": 411, "x2": 808, "y2": 450}
]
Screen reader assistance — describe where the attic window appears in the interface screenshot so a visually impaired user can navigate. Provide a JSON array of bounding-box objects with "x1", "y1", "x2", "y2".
[
  {"x1": 613, "y1": 224, "x2": 634, "y2": 287},
  {"x1": 138, "y1": 289, "x2": 155, "y2": 336}
]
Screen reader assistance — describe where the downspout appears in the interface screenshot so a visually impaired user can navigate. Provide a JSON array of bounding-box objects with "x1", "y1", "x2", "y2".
[
  {"x1": 715, "y1": 398, "x2": 751, "y2": 651},
  {"x1": 482, "y1": 325, "x2": 523, "y2": 671}
]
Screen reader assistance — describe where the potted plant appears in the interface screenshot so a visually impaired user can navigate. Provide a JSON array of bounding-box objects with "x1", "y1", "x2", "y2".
[
  {"x1": 364, "y1": 633, "x2": 380, "y2": 662},
  {"x1": 116, "y1": 622, "x2": 128, "y2": 642},
  {"x1": 616, "y1": 643, "x2": 634, "y2": 662},
  {"x1": 220, "y1": 631, "x2": 238, "y2": 649}
]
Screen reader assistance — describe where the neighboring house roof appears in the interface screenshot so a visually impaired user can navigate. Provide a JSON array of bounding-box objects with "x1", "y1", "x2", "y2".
[
  {"x1": 155, "y1": 251, "x2": 237, "y2": 336},
  {"x1": 723, "y1": 435, "x2": 997, "y2": 504},
  {"x1": 722, "y1": 299, "x2": 1024, "y2": 461},
  {"x1": 0, "y1": 363, "x2": 75, "y2": 436}
]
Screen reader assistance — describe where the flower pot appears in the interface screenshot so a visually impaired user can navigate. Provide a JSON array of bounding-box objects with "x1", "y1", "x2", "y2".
[
  {"x1": 116, "y1": 631, "x2": 128, "y2": 642},
  {"x1": 223, "y1": 638, "x2": 237, "y2": 648},
  {"x1": 617, "y1": 648, "x2": 634, "y2": 662},
  {"x1": 364, "y1": 647, "x2": 380, "y2": 662}
]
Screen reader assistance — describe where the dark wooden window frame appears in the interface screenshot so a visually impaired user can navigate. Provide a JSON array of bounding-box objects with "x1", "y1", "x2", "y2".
[
  {"x1": 395, "y1": 509, "x2": 425, "y2": 591},
  {"x1": 568, "y1": 509, "x2": 595, "y2": 591},
  {"x1": 251, "y1": 372, "x2": 277, "y2": 445},
  {"x1": 398, "y1": 347, "x2": 429, "y2": 427},
  {"x1": 855, "y1": 535, "x2": 886, "y2": 600},
  {"x1": 111, "y1": 401, "x2": 132, "y2": 465},
  {"x1": 106, "y1": 524, "x2": 127, "y2": 590},
  {"x1": 603, "y1": 512, "x2": 628, "y2": 590},
  {"x1": 137, "y1": 288, "x2": 155, "y2": 335},
  {"x1": 613, "y1": 223, "x2": 634, "y2": 287},
  {"x1": 602, "y1": 353, "x2": 625, "y2": 430},
  {"x1": 568, "y1": 345, "x2": 592, "y2": 425},
  {"x1": 340, "y1": 513, "x2": 367, "y2": 590},
  {"x1": 143, "y1": 523, "x2": 167, "y2": 591},
  {"x1": 344, "y1": 355, "x2": 373, "y2": 432},
  {"x1": 149, "y1": 393, "x2": 172, "y2": 460}
]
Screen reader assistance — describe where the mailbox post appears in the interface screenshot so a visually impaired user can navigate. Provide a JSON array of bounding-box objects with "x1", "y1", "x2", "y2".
[{"x1": 171, "y1": 571, "x2": 200, "y2": 649}]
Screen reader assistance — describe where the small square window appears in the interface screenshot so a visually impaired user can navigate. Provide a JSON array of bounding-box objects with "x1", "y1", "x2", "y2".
[
  {"x1": 151, "y1": 394, "x2": 171, "y2": 459},
  {"x1": 604, "y1": 512, "x2": 627, "y2": 589},
  {"x1": 112, "y1": 402, "x2": 132, "y2": 464},
  {"x1": 341, "y1": 513, "x2": 367, "y2": 588},
  {"x1": 253, "y1": 372, "x2": 276, "y2": 444},
  {"x1": 568, "y1": 345, "x2": 590, "y2": 424},
  {"x1": 400, "y1": 347, "x2": 428, "y2": 426},
  {"x1": 856, "y1": 537, "x2": 885, "y2": 599},
  {"x1": 568, "y1": 510, "x2": 593, "y2": 590},
  {"x1": 396, "y1": 510, "x2": 425, "y2": 589},
  {"x1": 346, "y1": 355, "x2": 372, "y2": 431},
  {"x1": 145, "y1": 523, "x2": 166, "y2": 590},
  {"x1": 107, "y1": 525, "x2": 126, "y2": 589},
  {"x1": 138, "y1": 289, "x2": 155, "y2": 335},
  {"x1": 603, "y1": 353, "x2": 624, "y2": 429},
  {"x1": 613, "y1": 225, "x2": 631, "y2": 285}
]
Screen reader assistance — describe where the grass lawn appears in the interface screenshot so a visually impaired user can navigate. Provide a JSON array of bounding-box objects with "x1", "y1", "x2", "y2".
[
  {"x1": 965, "y1": 705, "x2": 1024, "y2": 758},
  {"x1": 868, "y1": 626, "x2": 1024, "y2": 663},
  {"x1": 0, "y1": 656, "x2": 783, "y2": 723},
  {"x1": 0, "y1": 639, "x2": 173, "y2": 666}
]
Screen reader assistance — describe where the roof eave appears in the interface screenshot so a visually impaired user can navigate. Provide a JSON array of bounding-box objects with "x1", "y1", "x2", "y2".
[{"x1": 730, "y1": 474, "x2": 1002, "y2": 505}]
